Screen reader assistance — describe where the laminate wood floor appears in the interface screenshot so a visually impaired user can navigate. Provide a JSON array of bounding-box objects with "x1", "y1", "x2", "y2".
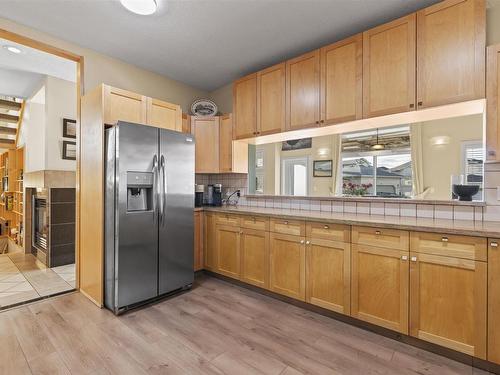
[{"x1": 0, "y1": 275, "x2": 492, "y2": 375}]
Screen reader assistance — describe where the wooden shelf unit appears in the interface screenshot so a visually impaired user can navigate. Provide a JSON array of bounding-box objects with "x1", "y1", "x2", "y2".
[{"x1": 0, "y1": 147, "x2": 24, "y2": 246}]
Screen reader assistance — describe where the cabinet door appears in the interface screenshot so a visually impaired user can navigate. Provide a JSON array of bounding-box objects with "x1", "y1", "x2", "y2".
[
  {"x1": 182, "y1": 113, "x2": 190, "y2": 134},
  {"x1": 351, "y1": 244, "x2": 409, "y2": 334},
  {"x1": 269, "y1": 233, "x2": 306, "y2": 300},
  {"x1": 204, "y1": 213, "x2": 217, "y2": 271},
  {"x1": 363, "y1": 14, "x2": 416, "y2": 118},
  {"x1": 103, "y1": 85, "x2": 147, "y2": 125},
  {"x1": 487, "y1": 44, "x2": 500, "y2": 162},
  {"x1": 191, "y1": 117, "x2": 219, "y2": 173},
  {"x1": 215, "y1": 225, "x2": 241, "y2": 279},
  {"x1": 194, "y1": 211, "x2": 203, "y2": 271},
  {"x1": 286, "y1": 50, "x2": 320, "y2": 130},
  {"x1": 240, "y1": 228, "x2": 269, "y2": 289},
  {"x1": 257, "y1": 63, "x2": 286, "y2": 136},
  {"x1": 146, "y1": 98, "x2": 182, "y2": 131},
  {"x1": 233, "y1": 73, "x2": 257, "y2": 139},
  {"x1": 410, "y1": 252, "x2": 486, "y2": 359},
  {"x1": 489, "y1": 239, "x2": 500, "y2": 364},
  {"x1": 320, "y1": 34, "x2": 362, "y2": 125},
  {"x1": 306, "y1": 238, "x2": 350, "y2": 314},
  {"x1": 219, "y1": 114, "x2": 233, "y2": 173},
  {"x1": 417, "y1": 0, "x2": 485, "y2": 109}
]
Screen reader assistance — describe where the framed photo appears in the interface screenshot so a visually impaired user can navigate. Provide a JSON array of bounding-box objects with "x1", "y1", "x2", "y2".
[
  {"x1": 62, "y1": 141, "x2": 77, "y2": 160},
  {"x1": 282, "y1": 138, "x2": 312, "y2": 151},
  {"x1": 313, "y1": 160, "x2": 333, "y2": 177},
  {"x1": 63, "y1": 118, "x2": 77, "y2": 138}
]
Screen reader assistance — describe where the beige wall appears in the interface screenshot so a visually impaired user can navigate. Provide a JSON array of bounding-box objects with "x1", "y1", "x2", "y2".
[
  {"x1": 0, "y1": 17, "x2": 207, "y2": 112},
  {"x1": 210, "y1": 82, "x2": 233, "y2": 114},
  {"x1": 420, "y1": 114, "x2": 483, "y2": 200}
]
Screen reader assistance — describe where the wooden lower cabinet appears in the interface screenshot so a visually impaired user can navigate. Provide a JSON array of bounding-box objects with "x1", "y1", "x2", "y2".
[
  {"x1": 269, "y1": 233, "x2": 306, "y2": 300},
  {"x1": 240, "y1": 228, "x2": 269, "y2": 289},
  {"x1": 410, "y1": 252, "x2": 487, "y2": 359},
  {"x1": 351, "y1": 244, "x2": 409, "y2": 334},
  {"x1": 489, "y1": 238, "x2": 500, "y2": 364},
  {"x1": 215, "y1": 225, "x2": 241, "y2": 279},
  {"x1": 194, "y1": 211, "x2": 203, "y2": 271},
  {"x1": 306, "y1": 238, "x2": 350, "y2": 314},
  {"x1": 204, "y1": 213, "x2": 217, "y2": 271}
]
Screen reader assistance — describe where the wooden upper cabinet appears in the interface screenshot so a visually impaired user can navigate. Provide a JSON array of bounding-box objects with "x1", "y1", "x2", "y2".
[
  {"x1": 488, "y1": 238, "x2": 500, "y2": 364},
  {"x1": 487, "y1": 44, "x2": 500, "y2": 162},
  {"x1": 182, "y1": 113, "x2": 191, "y2": 134},
  {"x1": 233, "y1": 73, "x2": 257, "y2": 139},
  {"x1": 257, "y1": 63, "x2": 286, "y2": 135},
  {"x1": 320, "y1": 34, "x2": 363, "y2": 125},
  {"x1": 416, "y1": 0, "x2": 485, "y2": 109},
  {"x1": 191, "y1": 116, "x2": 220, "y2": 173},
  {"x1": 286, "y1": 50, "x2": 321, "y2": 130},
  {"x1": 410, "y1": 252, "x2": 487, "y2": 359},
  {"x1": 146, "y1": 98, "x2": 182, "y2": 131},
  {"x1": 363, "y1": 14, "x2": 416, "y2": 118},
  {"x1": 219, "y1": 114, "x2": 248, "y2": 174},
  {"x1": 103, "y1": 85, "x2": 147, "y2": 125}
]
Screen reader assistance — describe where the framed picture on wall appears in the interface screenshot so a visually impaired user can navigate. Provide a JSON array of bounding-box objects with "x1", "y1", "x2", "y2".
[
  {"x1": 62, "y1": 141, "x2": 77, "y2": 160},
  {"x1": 63, "y1": 118, "x2": 77, "y2": 138},
  {"x1": 313, "y1": 160, "x2": 333, "y2": 177}
]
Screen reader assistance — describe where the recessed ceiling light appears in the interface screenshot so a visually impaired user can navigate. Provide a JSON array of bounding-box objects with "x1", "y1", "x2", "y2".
[
  {"x1": 3, "y1": 45, "x2": 22, "y2": 54},
  {"x1": 120, "y1": 0, "x2": 157, "y2": 15}
]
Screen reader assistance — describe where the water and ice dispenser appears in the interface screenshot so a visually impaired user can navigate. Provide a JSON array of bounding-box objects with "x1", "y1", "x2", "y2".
[{"x1": 126, "y1": 172, "x2": 153, "y2": 212}]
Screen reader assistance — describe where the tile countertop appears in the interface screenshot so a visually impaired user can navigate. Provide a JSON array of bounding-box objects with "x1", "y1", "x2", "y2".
[{"x1": 199, "y1": 206, "x2": 500, "y2": 238}]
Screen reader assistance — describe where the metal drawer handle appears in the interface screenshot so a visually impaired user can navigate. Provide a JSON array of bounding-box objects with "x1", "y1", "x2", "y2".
[
  {"x1": 441, "y1": 237, "x2": 448, "y2": 242},
  {"x1": 491, "y1": 242, "x2": 499, "y2": 248},
  {"x1": 323, "y1": 225, "x2": 329, "y2": 229},
  {"x1": 411, "y1": 256, "x2": 417, "y2": 262},
  {"x1": 375, "y1": 230, "x2": 381, "y2": 235},
  {"x1": 401, "y1": 255, "x2": 408, "y2": 261}
]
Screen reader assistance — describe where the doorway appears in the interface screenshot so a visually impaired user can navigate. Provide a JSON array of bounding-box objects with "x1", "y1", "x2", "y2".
[{"x1": 0, "y1": 29, "x2": 82, "y2": 310}]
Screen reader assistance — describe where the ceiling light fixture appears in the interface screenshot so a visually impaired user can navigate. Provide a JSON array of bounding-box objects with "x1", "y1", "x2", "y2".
[
  {"x1": 371, "y1": 129, "x2": 385, "y2": 150},
  {"x1": 120, "y1": 0, "x2": 157, "y2": 15},
  {"x1": 3, "y1": 45, "x2": 22, "y2": 54}
]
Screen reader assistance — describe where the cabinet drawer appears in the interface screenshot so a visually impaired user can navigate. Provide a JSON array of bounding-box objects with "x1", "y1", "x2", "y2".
[
  {"x1": 215, "y1": 213, "x2": 241, "y2": 226},
  {"x1": 270, "y1": 218, "x2": 305, "y2": 236},
  {"x1": 352, "y1": 226, "x2": 409, "y2": 250},
  {"x1": 306, "y1": 222, "x2": 350, "y2": 243},
  {"x1": 240, "y1": 215, "x2": 269, "y2": 231},
  {"x1": 410, "y1": 232, "x2": 486, "y2": 261}
]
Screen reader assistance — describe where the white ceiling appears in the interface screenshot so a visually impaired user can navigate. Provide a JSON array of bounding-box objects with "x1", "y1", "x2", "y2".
[
  {"x1": 0, "y1": 0, "x2": 440, "y2": 91},
  {"x1": 0, "y1": 37, "x2": 77, "y2": 98}
]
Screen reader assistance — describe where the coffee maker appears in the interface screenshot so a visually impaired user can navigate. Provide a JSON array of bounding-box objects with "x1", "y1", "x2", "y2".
[
  {"x1": 195, "y1": 184, "x2": 204, "y2": 207},
  {"x1": 207, "y1": 184, "x2": 223, "y2": 206}
]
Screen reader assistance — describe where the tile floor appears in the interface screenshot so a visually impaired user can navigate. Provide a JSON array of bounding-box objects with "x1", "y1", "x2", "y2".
[{"x1": 0, "y1": 252, "x2": 75, "y2": 309}]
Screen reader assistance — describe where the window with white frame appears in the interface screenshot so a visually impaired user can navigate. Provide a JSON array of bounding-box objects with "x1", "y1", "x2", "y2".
[
  {"x1": 255, "y1": 149, "x2": 265, "y2": 194},
  {"x1": 461, "y1": 141, "x2": 484, "y2": 200},
  {"x1": 281, "y1": 156, "x2": 309, "y2": 196}
]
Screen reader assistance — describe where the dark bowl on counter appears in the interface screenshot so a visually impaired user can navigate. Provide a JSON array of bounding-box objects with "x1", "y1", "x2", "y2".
[{"x1": 452, "y1": 184, "x2": 479, "y2": 201}]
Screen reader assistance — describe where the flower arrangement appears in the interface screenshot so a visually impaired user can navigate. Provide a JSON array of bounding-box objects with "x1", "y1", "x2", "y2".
[{"x1": 343, "y1": 182, "x2": 373, "y2": 196}]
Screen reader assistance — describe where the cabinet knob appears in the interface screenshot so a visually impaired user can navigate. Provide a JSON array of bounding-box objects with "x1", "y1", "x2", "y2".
[
  {"x1": 411, "y1": 256, "x2": 417, "y2": 262},
  {"x1": 315, "y1": 121, "x2": 320, "y2": 125},
  {"x1": 441, "y1": 236, "x2": 448, "y2": 242},
  {"x1": 409, "y1": 103, "x2": 415, "y2": 108},
  {"x1": 323, "y1": 225, "x2": 329, "y2": 229},
  {"x1": 375, "y1": 230, "x2": 381, "y2": 235},
  {"x1": 300, "y1": 240, "x2": 305, "y2": 244},
  {"x1": 306, "y1": 240, "x2": 310, "y2": 245},
  {"x1": 320, "y1": 120, "x2": 324, "y2": 124},
  {"x1": 284, "y1": 221, "x2": 289, "y2": 225},
  {"x1": 418, "y1": 101, "x2": 423, "y2": 106},
  {"x1": 491, "y1": 242, "x2": 499, "y2": 248},
  {"x1": 401, "y1": 255, "x2": 408, "y2": 261}
]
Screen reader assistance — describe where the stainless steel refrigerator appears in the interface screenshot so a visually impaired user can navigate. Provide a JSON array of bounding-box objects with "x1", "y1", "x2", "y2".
[{"x1": 104, "y1": 121, "x2": 194, "y2": 314}]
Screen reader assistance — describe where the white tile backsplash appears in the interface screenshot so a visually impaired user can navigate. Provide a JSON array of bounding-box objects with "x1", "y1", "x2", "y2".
[
  {"x1": 320, "y1": 201, "x2": 332, "y2": 212},
  {"x1": 370, "y1": 202, "x2": 384, "y2": 215},
  {"x1": 310, "y1": 200, "x2": 321, "y2": 211},
  {"x1": 417, "y1": 204, "x2": 434, "y2": 218},
  {"x1": 332, "y1": 201, "x2": 343, "y2": 213},
  {"x1": 434, "y1": 205, "x2": 453, "y2": 220},
  {"x1": 400, "y1": 204, "x2": 416, "y2": 217},
  {"x1": 357, "y1": 202, "x2": 370, "y2": 214},
  {"x1": 453, "y1": 206, "x2": 474, "y2": 221},
  {"x1": 385, "y1": 203, "x2": 399, "y2": 216},
  {"x1": 344, "y1": 201, "x2": 356, "y2": 213},
  {"x1": 291, "y1": 200, "x2": 300, "y2": 210}
]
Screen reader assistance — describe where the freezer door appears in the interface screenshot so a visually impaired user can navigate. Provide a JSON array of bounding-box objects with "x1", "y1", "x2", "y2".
[
  {"x1": 158, "y1": 129, "x2": 195, "y2": 295},
  {"x1": 116, "y1": 121, "x2": 159, "y2": 308}
]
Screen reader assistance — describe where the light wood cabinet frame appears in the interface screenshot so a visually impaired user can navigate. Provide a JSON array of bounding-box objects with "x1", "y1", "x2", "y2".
[
  {"x1": 487, "y1": 44, "x2": 500, "y2": 161},
  {"x1": 488, "y1": 238, "x2": 500, "y2": 364},
  {"x1": 240, "y1": 228, "x2": 270, "y2": 289},
  {"x1": 233, "y1": 73, "x2": 257, "y2": 139},
  {"x1": 257, "y1": 63, "x2": 286, "y2": 136},
  {"x1": 320, "y1": 34, "x2": 363, "y2": 125}
]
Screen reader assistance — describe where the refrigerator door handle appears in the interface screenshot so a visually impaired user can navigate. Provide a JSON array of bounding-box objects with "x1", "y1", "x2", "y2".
[
  {"x1": 160, "y1": 155, "x2": 167, "y2": 224},
  {"x1": 152, "y1": 154, "x2": 159, "y2": 221}
]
